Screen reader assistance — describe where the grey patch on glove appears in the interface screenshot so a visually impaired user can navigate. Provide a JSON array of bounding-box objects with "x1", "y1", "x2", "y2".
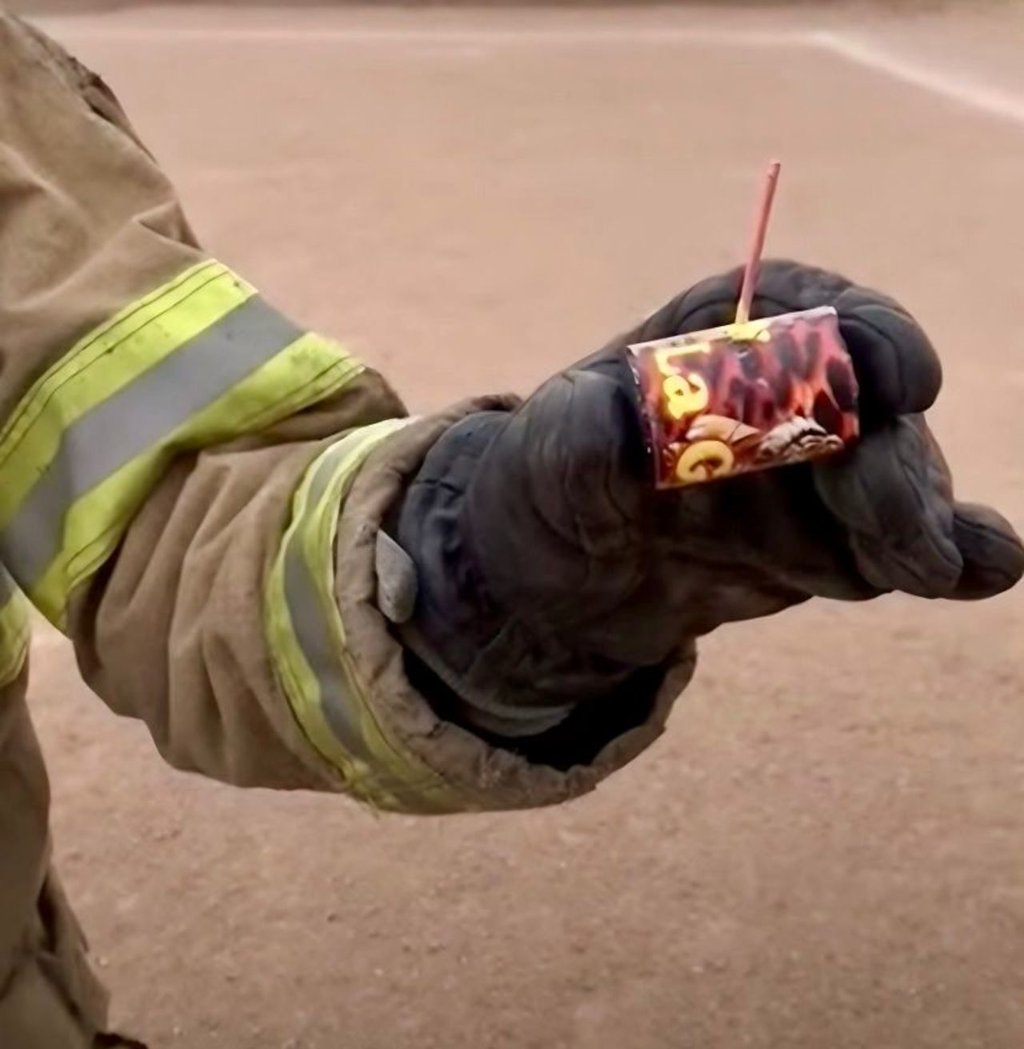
[{"x1": 375, "y1": 530, "x2": 418, "y2": 625}]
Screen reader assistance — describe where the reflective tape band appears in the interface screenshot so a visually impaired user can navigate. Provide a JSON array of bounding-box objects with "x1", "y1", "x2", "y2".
[
  {"x1": 0, "y1": 568, "x2": 30, "y2": 688},
  {"x1": 0, "y1": 262, "x2": 247, "y2": 525},
  {"x1": 0, "y1": 261, "x2": 363, "y2": 626},
  {"x1": 265, "y1": 420, "x2": 464, "y2": 814},
  {"x1": 5, "y1": 296, "x2": 302, "y2": 586}
]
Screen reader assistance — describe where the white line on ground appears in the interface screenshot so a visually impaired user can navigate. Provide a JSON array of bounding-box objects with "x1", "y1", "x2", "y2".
[
  {"x1": 37, "y1": 20, "x2": 1024, "y2": 132},
  {"x1": 32, "y1": 24, "x2": 805, "y2": 47},
  {"x1": 813, "y1": 31, "x2": 1024, "y2": 130}
]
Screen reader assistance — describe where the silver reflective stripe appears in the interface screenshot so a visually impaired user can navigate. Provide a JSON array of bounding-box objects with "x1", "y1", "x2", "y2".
[
  {"x1": 281, "y1": 442, "x2": 379, "y2": 771},
  {"x1": 0, "y1": 296, "x2": 303, "y2": 588}
]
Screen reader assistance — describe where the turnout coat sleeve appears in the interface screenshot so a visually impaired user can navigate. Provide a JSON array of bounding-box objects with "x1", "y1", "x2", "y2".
[{"x1": 0, "y1": 16, "x2": 687, "y2": 814}]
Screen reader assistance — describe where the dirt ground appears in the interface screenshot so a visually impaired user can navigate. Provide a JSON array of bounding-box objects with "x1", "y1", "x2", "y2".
[{"x1": 13, "y1": 4, "x2": 1024, "y2": 1047}]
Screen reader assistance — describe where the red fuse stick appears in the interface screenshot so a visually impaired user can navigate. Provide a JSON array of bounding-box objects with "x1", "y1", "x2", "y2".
[{"x1": 736, "y1": 159, "x2": 782, "y2": 326}]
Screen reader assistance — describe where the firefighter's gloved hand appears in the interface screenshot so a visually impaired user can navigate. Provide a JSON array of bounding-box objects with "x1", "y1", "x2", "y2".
[{"x1": 396, "y1": 259, "x2": 1024, "y2": 738}]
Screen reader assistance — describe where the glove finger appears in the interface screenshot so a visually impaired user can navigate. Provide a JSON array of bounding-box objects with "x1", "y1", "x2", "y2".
[
  {"x1": 949, "y1": 502, "x2": 1024, "y2": 600},
  {"x1": 813, "y1": 416, "x2": 962, "y2": 597},
  {"x1": 834, "y1": 286, "x2": 943, "y2": 421}
]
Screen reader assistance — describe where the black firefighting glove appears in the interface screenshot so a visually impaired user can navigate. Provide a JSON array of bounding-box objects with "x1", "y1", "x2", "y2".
[{"x1": 395, "y1": 260, "x2": 1024, "y2": 745}]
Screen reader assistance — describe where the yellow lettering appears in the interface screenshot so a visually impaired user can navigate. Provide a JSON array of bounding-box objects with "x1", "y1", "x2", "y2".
[
  {"x1": 663, "y1": 373, "x2": 710, "y2": 420},
  {"x1": 675, "y1": 439, "x2": 735, "y2": 484},
  {"x1": 654, "y1": 343, "x2": 711, "y2": 377}
]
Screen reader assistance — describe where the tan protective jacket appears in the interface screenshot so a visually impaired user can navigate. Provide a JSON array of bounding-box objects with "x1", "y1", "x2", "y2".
[{"x1": 0, "y1": 16, "x2": 690, "y2": 1046}]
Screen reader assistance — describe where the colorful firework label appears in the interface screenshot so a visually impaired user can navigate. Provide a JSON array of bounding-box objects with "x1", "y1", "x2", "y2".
[{"x1": 628, "y1": 306, "x2": 860, "y2": 489}]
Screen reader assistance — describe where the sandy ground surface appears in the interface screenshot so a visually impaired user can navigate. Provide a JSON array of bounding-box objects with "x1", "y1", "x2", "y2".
[{"x1": 11, "y1": 4, "x2": 1024, "y2": 1047}]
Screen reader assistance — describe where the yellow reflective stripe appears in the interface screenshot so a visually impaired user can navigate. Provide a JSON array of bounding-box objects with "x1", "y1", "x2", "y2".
[
  {"x1": 297, "y1": 424, "x2": 445, "y2": 811},
  {"x1": 0, "y1": 261, "x2": 248, "y2": 531},
  {"x1": 266, "y1": 424, "x2": 402, "y2": 808},
  {"x1": 265, "y1": 436, "x2": 376, "y2": 800},
  {"x1": 0, "y1": 260, "x2": 364, "y2": 627},
  {"x1": 32, "y1": 332, "x2": 363, "y2": 625},
  {"x1": 266, "y1": 421, "x2": 464, "y2": 814},
  {"x1": 0, "y1": 572, "x2": 30, "y2": 688}
]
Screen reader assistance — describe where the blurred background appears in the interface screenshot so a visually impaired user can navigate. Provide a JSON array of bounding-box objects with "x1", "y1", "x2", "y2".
[{"x1": 12, "y1": 2, "x2": 1024, "y2": 1047}]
